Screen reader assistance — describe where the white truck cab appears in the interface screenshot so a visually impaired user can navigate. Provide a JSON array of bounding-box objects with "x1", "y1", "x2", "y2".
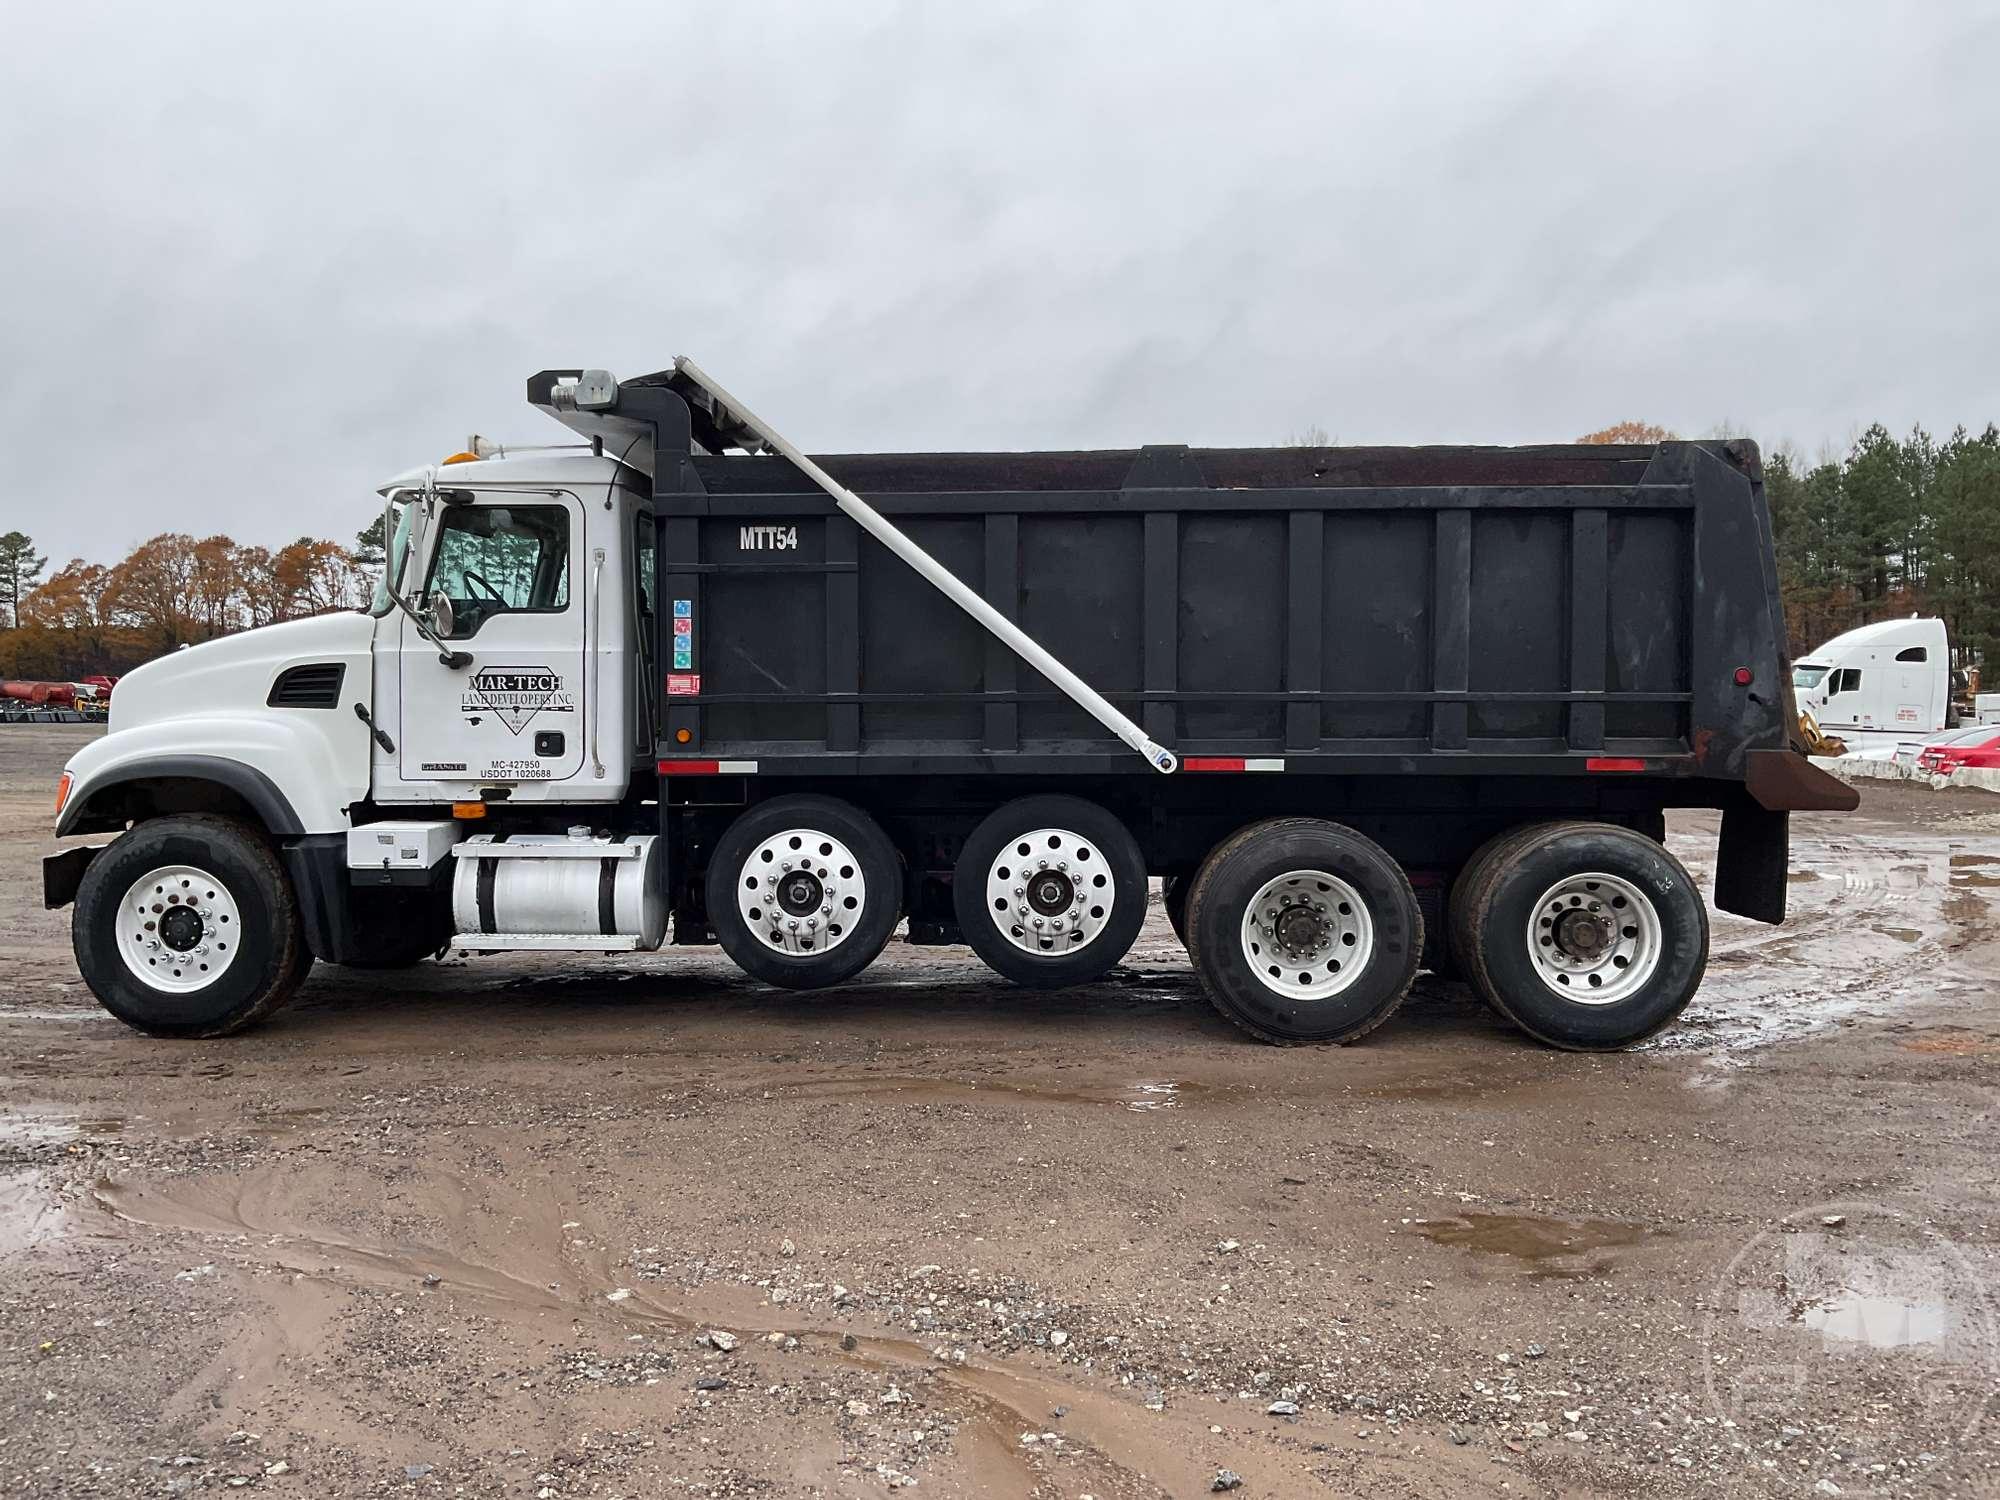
[
  {"x1": 45, "y1": 437, "x2": 664, "y2": 1035},
  {"x1": 1791, "y1": 617, "x2": 1950, "y2": 748}
]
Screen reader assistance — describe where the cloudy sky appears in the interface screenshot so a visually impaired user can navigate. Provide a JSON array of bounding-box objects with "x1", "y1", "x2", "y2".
[{"x1": 3, "y1": 1, "x2": 1996, "y2": 567}]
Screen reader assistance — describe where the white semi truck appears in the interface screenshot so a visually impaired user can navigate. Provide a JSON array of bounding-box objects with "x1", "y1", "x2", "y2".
[{"x1": 43, "y1": 361, "x2": 1852, "y2": 1050}]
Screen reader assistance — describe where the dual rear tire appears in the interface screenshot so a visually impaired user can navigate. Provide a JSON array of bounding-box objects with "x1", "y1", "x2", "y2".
[{"x1": 1449, "y1": 822, "x2": 1707, "y2": 1050}]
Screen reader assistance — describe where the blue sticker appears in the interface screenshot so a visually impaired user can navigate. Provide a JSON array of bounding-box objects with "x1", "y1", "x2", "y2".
[{"x1": 673, "y1": 598, "x2": 692, "y2": 618}]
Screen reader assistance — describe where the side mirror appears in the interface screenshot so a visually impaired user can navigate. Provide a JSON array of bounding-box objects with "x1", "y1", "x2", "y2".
[{"x1": 428, "y1": 593, "x2": 456, "y2": 639}]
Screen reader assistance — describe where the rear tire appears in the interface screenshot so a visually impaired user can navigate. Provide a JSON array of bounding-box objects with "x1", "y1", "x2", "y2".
[
  {"x1": 953, "y1": 796, "x2": 1147, "y2": 988},
  {"x1": 707, "y1": 795, "x2": 902, "y2": 990},
  {"x1": 1161, "y1": 875, "x2": 1190, "y2": 948},
  {"x1": 1185, "y1": 818, "x2": 1422, "y2": 1044},
  {"x1": 1456, "y1": 821, "x2": 1707, "y2": 1050},
  {"x1": 72, "y1": 815, "x2": 306, "y2": 1038}
]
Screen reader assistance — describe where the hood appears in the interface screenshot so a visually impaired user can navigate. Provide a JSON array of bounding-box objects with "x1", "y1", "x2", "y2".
[{"x1": 109, "y1": 613, "x2": 376, "y2": 733}]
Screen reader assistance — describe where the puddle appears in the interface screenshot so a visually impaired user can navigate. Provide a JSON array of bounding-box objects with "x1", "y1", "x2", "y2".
[
  {"x1": 1801, "y1": 1291, "x2": 1950, "y2": 1349},
  {"x1": 1786, "y1": 870, "x2": 1827, "y2": 883},
  {"x1": 1410, "y1": 1211, "x2": 1655, "y2": 1278},
  {"x1": 1874, "y1": 926, "x2": 1923, "y2": 944},
  {"x1": 1949, "y1": 854, "x2": 2000, "y2": 889},
  {"x1": 760, "y1": 1074, "x2": 1218, "y2": 1112},
  {"x1": 0, "y1": 1169, "x2": 69, "y2": 1257},
  {"x1": 0, "y1": 1110, "x2": 125, "y2": 1147}
]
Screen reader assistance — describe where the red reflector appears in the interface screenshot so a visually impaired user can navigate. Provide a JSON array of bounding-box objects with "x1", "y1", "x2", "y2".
[
  {"x1": 1733, "y1": 666, "x2": 1754, "y2": 686},
  {"x1": 656, "y1": 759, "x2": 720, "y2": 775},
  {"x1": 1586, "y1": 757, "x2": 1647, "y2": 772},
  {"x1": 1182, "y1": 757, "x2": 1247, "y2": 772}
]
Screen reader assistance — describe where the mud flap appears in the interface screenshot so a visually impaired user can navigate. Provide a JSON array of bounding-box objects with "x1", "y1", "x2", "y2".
[
  {"x1": 1714, "y1": 804, "x2": 1788, "y2": 924},
  {"x1": 43, "y1": 843, "x2": 103, "y2": 909}
]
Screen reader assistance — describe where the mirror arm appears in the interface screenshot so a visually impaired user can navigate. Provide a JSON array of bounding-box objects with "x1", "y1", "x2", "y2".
[{"x1": 378, "y1": 488, "x2": 471, "y2": 670}]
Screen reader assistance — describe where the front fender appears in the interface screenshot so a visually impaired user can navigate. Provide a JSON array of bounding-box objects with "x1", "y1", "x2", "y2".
[{"x1": 57, "y1": 712, "x2": 368, "y2": 837}]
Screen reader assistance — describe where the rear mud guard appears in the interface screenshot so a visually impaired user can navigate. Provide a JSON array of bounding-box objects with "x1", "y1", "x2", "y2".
[{"x1": 1714, "y1": 804, "x2": 1788, "y2": 924}]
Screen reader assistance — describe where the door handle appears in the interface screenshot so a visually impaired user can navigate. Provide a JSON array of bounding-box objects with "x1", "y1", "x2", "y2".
[{"x1": 589, "y1": 546, "x2": 606, "y2": 779}]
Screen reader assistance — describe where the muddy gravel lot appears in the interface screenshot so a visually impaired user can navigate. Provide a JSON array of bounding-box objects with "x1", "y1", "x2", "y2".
[{"x1": 3, "y1": 723, "x2": 1998, "y2": 1499}]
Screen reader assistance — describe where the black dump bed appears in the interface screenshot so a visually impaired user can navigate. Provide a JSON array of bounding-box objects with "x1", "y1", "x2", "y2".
[{"x1": 652, "y1": 435, "x2": 1795, "y2": 782}]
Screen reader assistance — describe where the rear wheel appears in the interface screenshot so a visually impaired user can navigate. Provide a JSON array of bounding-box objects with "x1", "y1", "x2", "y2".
[
  {"x1": 72, "y1": 815, "x2": 307, "y2": 1038},
  {"x1": 1185, "y1": 818, "x2": 1422, "y2": 1044},
  {"x1": 953, "y1": 796, "x2": 1147, "y2": 988},
  {"x1": 1455, "y1": 821, "x2": 1707, "y2": 1050},
  {"x1": 707, "y1": 795, "x2": 902, "y2": 989}
]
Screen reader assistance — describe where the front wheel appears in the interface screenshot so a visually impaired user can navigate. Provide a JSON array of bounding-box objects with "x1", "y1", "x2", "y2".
[
  {"x1": 72, "y1": 815, "x2": 308, "y2": 1038},
  {"x1": 1455, "y1": 822, "x2": 1707, "y2": 1050},
  {"x1": 706, "y1": 795, "x2": 903, "y2": 989},
  {"x1": 1185, "y1": 818, "x2": 1422, "y2": 1044}
]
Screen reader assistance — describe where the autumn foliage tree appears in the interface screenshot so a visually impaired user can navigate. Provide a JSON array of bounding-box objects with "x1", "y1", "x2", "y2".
[
  {"x1": 1576, "y1": 420, "x2": 1678, "y2": 445},
  {"x1": 0, "y1": 529, "x2": 372, "y2": 679}
]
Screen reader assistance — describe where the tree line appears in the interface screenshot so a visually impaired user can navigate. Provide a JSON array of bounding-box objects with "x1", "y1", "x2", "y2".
[{"x1": 0, "y1": 527, "x2": 376, "y2": 681}]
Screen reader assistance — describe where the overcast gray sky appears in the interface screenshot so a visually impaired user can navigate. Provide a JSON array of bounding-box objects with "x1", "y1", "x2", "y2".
[{"x1": 3, "y1": 1, "x2": 1996, "y2": 567}]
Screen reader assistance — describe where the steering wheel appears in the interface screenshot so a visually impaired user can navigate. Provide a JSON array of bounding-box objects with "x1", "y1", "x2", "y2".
[{"x1": 461, "y1": 568, "x2": 508, "y2": 604}]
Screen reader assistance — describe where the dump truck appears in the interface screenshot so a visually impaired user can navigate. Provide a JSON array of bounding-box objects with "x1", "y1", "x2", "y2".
[{"x1": 43, "y1": 359, "x2": 1856, "y2": 1048}]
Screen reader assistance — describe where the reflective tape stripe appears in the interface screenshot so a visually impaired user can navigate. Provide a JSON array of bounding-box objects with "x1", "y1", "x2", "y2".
[
  {"x1": 655, "y1": 759, "x2": 759, "y2": 775},
  {"x1": 1182, "y1": 757, "x2": 1285, "y2": 772}
]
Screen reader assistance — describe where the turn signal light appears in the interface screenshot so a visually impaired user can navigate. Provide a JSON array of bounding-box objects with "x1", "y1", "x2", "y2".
[
  {"x1": 54, "y1": 771, "x2": 71, "y2": 816},
  {"x1": 441, "y1": 451, "x2": 480, "y2": 465}
]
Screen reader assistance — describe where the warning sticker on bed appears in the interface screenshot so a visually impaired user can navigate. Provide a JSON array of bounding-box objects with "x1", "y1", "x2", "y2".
[{"x1": 666, "y1": 673, "x2": 701, "y2": 696}]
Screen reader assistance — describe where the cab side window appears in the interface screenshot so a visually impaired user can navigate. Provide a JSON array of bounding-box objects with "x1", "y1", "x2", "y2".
[
  {"x1": 1831, "y1": 668, "x2": 1862, "y2": 695},
  {"x1": 423, "y1": 505, "x2": 570, "y2": 638}
]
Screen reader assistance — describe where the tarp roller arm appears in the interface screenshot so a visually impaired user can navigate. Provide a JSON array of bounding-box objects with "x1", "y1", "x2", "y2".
[{"x1": 668, "y1": 356, "x2": 1177, "y2": 774}]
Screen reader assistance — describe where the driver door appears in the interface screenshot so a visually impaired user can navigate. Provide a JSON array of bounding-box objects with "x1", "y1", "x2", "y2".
[{"x1": 393, "y1": 493, "x2": 589, "y2": 792}]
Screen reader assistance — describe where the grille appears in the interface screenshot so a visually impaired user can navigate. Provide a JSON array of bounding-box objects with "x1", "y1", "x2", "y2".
[{"x1": 267, "y1": 662, "x2": 346, "y2": 709}]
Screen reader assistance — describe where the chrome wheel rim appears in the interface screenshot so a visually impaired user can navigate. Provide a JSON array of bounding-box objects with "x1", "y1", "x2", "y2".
[
  {"x1": 1239, "y1": 869, "x2": 1373, "y2": 999},
  {"x1": 985, "y1": 827, "x2": 1115, "y2": 955},
  {"x1": 115, "y1": 864, "x2": 243, "y2": 993},
  {"x1": 1525, "y1": 871, "x2": 1662, "y2": 1003},
  {"x1": 738, "y1": 829, "x2": 864, "y2": 956}
]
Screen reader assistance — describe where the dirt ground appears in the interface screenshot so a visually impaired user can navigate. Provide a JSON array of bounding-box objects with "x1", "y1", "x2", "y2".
[{"x1": 3, "y1": 724, "x2": 1998, "y2": 1499}]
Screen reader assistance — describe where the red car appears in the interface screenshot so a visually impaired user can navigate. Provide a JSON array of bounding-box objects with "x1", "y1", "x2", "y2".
[{"x1": 1916, "y1": 728, "x2": 2000, "y2": 774}]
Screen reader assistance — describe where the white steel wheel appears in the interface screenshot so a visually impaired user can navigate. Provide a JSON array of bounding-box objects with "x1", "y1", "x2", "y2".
[
  {"x1": 1239, "y1": 869, "x2": 1375, "y2": 999},
  {"x1": 115, "y1": 864, "x2": 244, "y2": 993},
  {"x1": 985, "y1": 827, "x2": 1117, "y2": 955},
  {"x1": 1523, "y1": 871, "x2": 1662, "y2": 1004},
  {"x1": 736, "y1": 829, "x2": 866, "y2": 957}
]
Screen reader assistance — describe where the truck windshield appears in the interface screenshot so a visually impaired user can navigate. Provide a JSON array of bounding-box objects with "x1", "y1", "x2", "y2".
[
  {"x1": 1792, "y1": 663, "x2": 1829, "y2": 690},
  {"x1": 368, "y1": 500, "x2": 416, "y2": 617}
]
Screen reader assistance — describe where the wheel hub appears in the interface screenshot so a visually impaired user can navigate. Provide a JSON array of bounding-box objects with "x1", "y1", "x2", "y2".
[
  {"x1": 738, "y1": 830, "x2": 865, "y2": 956},
  {"x1": 1525, "y1": 871, "x2": 1664, "y2": 1004},
  {"x1": 776, "y1": 871, "x2": 824, "y2": 916},
  {"x1": 1272, "y1": 903, "x2": 1330, "y2": 956},
  {"x1": 1240, "y1": 870, "x2": 1374, "y2": 999},
  {"x1": 1027, "y1": 871, "x2": 1074, "y2": 915},
  {"x1": 114, "y1": 864, "x2": 243, "y2": 994},
  {"x1": 1551, "y1": 907, "x2": 1611, "y2": 960},
  {"x1": 984, "y1": 828, "x2": 1115, "y2": 956},
  {"x1": 158, "y1": 905, "x2": 204, "y2": 952}
]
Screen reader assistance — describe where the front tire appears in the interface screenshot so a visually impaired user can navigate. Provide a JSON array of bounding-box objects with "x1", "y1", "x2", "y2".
[
  {"x1": 953, "y1": 796, "x2": 1147, "y2": 988},
  {"x1": 1185, "y1": 818, "x2": 1422, "y2": 1044},
  {"x1": 72, "y1": 815, "x2": 307, "y2": 1038},
  {"x1": 706, "y1": 795, "x2": 903, "y2": 990},
  {"x1": 1455, "y1": 822, "x2": 1707, "y2": 1050}
]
